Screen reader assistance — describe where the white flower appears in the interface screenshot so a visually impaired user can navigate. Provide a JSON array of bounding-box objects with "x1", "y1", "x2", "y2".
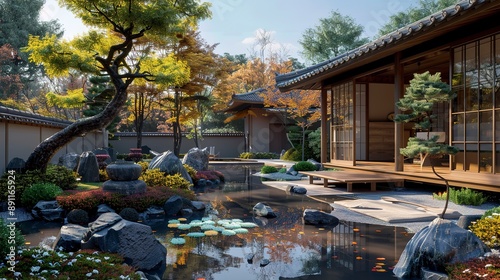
[
  {"x1": 42, "y1": 251, "x2": 50, "y2": 257},
  {"x1": 485, "y1": 264, "x2": 493, "y2": 268},
  {"x1": 31, "y1": 266, "x2": 41, "y2": 273},
  {"x1": 104, "y1": 256, "x2": 110, "y2": 260},
  {"x1": 463, "y1": 268, "x2": 471, "y2": 273},
  {"x1": 51, "y1": 270, "x2": 59, "y2": 275},
  {"x1": 92, "y1": 251, "x2": 99, "y2": 255},
  {"x1": 86, "y1": 272, "x2": 92, "y2": 277},
  {"x1": 13, "y1": 272, "x2": 21, "y2": 277},
  {"x1": 92, "y1": 269, "x2": 99, "y2": 274},
  {"x1": 94, "y1": 259, "x2": 101, "y2": 263},
  {"x1": 37, "y1": 259, "x2": 44, "y2": 264},
  {"x1": 68, "y1": 252, "x2": 74, "y2": 256},
  {"x1": 482, "y1": 274, "x2": 488, "y2": 277}
]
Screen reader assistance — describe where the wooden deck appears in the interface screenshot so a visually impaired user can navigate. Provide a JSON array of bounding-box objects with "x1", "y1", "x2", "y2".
[
  {"x1": 301, "y1": 170, "x2": 404, "y2": 192},
  {"x1": 322, "y1": 161, "x2": 500, "y2": 193}
]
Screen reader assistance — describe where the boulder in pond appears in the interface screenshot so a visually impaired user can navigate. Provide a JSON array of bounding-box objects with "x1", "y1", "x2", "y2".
[
  {"x1": 393, "y1": 218, "x2": 491, "y2": 279},
  {"x1": 56, "y1": 224, "x2": 88, "y2": 252},
  {"x1": 253, "y1": 202, "x2": 277, "y2": 218},
  {"x1": 81, "y1": 212, "x2": 166, "y2": 279},
  {"x1": 303, "y1": 209, "x2": 339, "y2": 227},
  {"x1": 182, "y1": 147, "x2": 209, "y2": 171},
  {"x1": 31, "y1": 201, "x2": 65, "y2": 221},
  {"x1": 149, "y1": 151, "x2": 193, "y2": 185}
]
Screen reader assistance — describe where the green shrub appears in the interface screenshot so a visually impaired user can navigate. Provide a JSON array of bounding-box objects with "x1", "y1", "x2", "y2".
[
  {"x1": 308, "y1": 128, "x2": 321, "y2": 160},
  {"x1": 0, "y1": 248, "x2": 140, "y2": 279},
  {"x1": 282, "y1": 148, "x2": 302, "y2": 161},
  {"x1": 0, "y1": 165, "x2": 77, "y2": 205},
  {"x1": 66, "y1": 209, "x2": 89, "y2": 225},
  {"x1": 119, "y1": 207, "x2": 140, "y2": 222},
  {"x1": 44, "y1": 165, "x2": 78, "y2": 190},
  {"x1": 433, "y1": 188, "x2": 488, "y2": 206},
  {"x1": 293, "y1": 161, "x2": 317, "y2": 171},
  {"x1": 137, "y1": 161, "x2": 149, "y2": 174},
  {"x1": 239, "y1": 152, "x2": 279, "y2": 159},
  {"x1": 140, "y1": 168, "x2": 167, "y2": 186},
  {"x1": 469, "y1": 213, "x2": 500, "y2": 248},
  {"x1": 21, "y1": 183, "x2": 63, "y2": 209},
  {"x1": 483, "y1": 206, "x2": 500, "y2": 218},
  {"x1": 183, "y1": 164, "x2": 197, "y2": 181},
  {"x1": 261, "y1": 165, "x2": 278, "y2": 174},
  {"x1": 0, "y1": 219, "x2": 24, "y2": 261},
  {"x1": 279, "y1": 167, "x2": 287, "y2": 173},
  {"x1": 165, "y1": 173, "x2": 192, "y2": 189}
]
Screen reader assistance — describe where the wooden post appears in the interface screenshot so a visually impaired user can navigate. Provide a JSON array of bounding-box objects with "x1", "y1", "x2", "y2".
[
  {"x1": 321, "y1": 87, "x2": 328, "y2": 164},
  {"x1": 394, "y1": 52, "x2": 404, "y2": 171}
]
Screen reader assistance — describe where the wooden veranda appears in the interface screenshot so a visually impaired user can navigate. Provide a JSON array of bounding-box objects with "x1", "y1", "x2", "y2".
[{"x1": 322, "y1": 161, "x2": 500, "y2": 193}]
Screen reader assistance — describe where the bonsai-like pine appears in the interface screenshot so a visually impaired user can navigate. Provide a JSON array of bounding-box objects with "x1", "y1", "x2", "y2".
[{"x1": 394, "y1": 71, "x2": 459, "y2": 218}]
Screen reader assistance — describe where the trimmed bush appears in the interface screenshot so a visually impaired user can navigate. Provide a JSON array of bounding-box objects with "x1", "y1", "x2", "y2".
[
  {"x1": 66, "y1": 209, "x2": 89, "y2": 225},
  {"x1": 239, "y1": 152, "x2": 279, "y2": 159},
  {"x1": 261, "y1": 165, "x2": 278, "y2": 174},
  {"x1": 140, "y1": 168, "x2": 167, "y2": 186},
  {"x1": 44, "y1": 165, "x2": 78, "y2": 190},
  {"x1": 183, "y1": 164, "x2": 197, "y2": 181},
  {"x1": 282, "y1": 148, "x2": 301, "y2": 161},
  {"x1": 21, "y1": 183, "x2": 63, "y2": 209},
  {"x1": 137, "y1": 161, "x2": 149, "y2": 174},
  {"x1": 57, "y1": 186, "x2": 195, "y2": 213},
  {"x1": 469, "y1": 212, "x2": 500, "y2": 248},
  {"x1": 119, "y1": 207, "x2": 140, "y2": 222},
  {"x1": 165, "y1": 174, "x2": 192, "y2": 189},
  {"x1": 196, "y1": 170, "x2": 225, "y2": 183},
  {"x1": 293, "y1": 161, "x2": 317, "y2": 171}
]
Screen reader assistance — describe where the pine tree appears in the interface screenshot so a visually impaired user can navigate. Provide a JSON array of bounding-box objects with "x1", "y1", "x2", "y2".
[{"x1": 394, "y1": 71, "x2": 459, "y2": 218}]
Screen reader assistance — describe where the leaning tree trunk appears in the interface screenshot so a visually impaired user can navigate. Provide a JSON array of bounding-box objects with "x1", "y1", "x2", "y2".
[{"x1": 25, "y1": 80, "x2": 129, "y2": 172}]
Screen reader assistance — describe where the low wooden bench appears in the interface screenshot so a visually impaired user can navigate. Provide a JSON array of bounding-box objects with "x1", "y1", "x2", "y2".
[{"x1": 300, "y1": 171, "x2": 404, "y2": 192}]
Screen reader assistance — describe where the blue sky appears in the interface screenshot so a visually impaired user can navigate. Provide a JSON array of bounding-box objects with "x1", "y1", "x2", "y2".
[{"x1": 42, "y1": 0, "x2": 420, "y2": 60}]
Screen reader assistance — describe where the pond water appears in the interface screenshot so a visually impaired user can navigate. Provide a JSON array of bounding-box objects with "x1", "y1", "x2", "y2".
[
  {"x1": 18, "y1": 163, "x2": 414, "y2": 279},
  {"x1": 154, "y1": 164, "x2": 414, "y2": 280}
]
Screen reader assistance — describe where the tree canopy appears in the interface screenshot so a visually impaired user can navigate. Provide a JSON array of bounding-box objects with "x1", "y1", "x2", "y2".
[
  {"x1": 377, "y1": 0, "x2": 459, "y2": 37},
  {"x1": 299, "y1": 10, "x2": 369, "y2": 64},
  {"x1": 22, "y1": 0, "x2": 210, "y2": 171}
]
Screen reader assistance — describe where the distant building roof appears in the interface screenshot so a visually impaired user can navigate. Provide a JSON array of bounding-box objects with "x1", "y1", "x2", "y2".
[
  {"x1": 276, "y1": 0, "x2": 498, "y2": 90},
  {"x1": 225, "y1": 88, "x2": 265, "y2": 112},
  {"x1": 0, "y1": 105, "x2": 72, "y2": 128}
]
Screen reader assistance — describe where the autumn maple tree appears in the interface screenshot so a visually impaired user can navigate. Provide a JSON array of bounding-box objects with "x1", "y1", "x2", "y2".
[{"x1": 22, "y1": 0, "x2": 210, "y2": 171}]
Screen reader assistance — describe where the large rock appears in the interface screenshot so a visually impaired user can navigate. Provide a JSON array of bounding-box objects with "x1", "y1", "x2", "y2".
[
  {"x1": 162, "y1": 195, "x2": 205, "y2": 217},
  {"x1": 303, "y1": 209, "x2": 339, "y2": 227},
  {"x1": 6, "y1": 157, "x2": 25, "y2": 173},
  {"x1": 56, "y1": 224, "x2": 88, "y2": 252},
  {"x1": 393, "y1": 218, "x2": 491, "y2": 279},
  {"x1": 182, "y1": 147, "x2": 209, "y2": 171},
  {"x1": 307, "y1": 159, "x2": 323, "y2": 171},
  {"x1": 286, "y1": 185, "x2": 307, "y2": 195},
  {"x1": 31, "y1": 201, "x2": 65, "y2": 221},
  {"x1": 77, "y1": 151, "x2": 100, "y2": 183},
  {"x1": 253, "y1": 202, "x2": 277, "y2": 218},
  {"x1": 149, "y1": 151, "x2": 193, "y2": 184},
  {"x1": 82, "y1": 213, "x2": 166, "y2": 279},
  {"x1": 58, "y1": 153, "x2": 80, "y2": 171}
]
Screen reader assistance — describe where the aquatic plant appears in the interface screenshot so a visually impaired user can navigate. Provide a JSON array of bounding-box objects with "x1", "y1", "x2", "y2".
[
  {"x1": 168, "y1": 219, "x2": 180, "y2": 224},
  {"x1": 233, "y1": 228, "x2": 249, "y2": 234},
  {"x1": 186, "y1": 232, "x2": 205, "y2": 238},
  {"x1": 221, "y1": 230, "x2": 236, "y2": 236},
  {"x1": 177, "y1": 224, "x2": 192, "y2": 230},
  {"x1": 170, "y1": 238, "x2": 186, "y2": 245},
  {"x1": 240, "y1": 222, "x2": 259, "y2": 228},
  {"x1": 204, "y1": 230, "x2": 218, "y2": 236},
  {"x1": 200, "y1": 224, "x2": 215, "y2": 231}
]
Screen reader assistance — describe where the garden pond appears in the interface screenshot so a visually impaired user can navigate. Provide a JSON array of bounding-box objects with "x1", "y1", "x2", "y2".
[{"x1": 20, "y1": 163, "x2": 414, "y2": 280}]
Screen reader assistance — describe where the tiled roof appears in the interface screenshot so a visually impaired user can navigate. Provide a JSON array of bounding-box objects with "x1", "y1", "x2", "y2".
[
  {"x1": 229, "y1": 88, "x2": 265, "y2": 104},
  {"x1": 276, "y1": 0, "x2": 495, "y2": 89},
  {"x1": 0, "y1": 105, "x2": 72, "y2": 127}
]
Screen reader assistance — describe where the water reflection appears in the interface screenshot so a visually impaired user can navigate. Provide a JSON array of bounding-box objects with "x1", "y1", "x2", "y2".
[{"x1": 155, "y1": 164, "x2": 413, "y2": 280}]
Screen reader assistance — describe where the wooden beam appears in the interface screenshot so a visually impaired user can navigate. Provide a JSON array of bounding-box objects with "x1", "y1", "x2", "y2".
[
  {"x1": 394, "y1": 52, "x2": 404, "y2": 171},
  {"x1": 321, "y1": 87, "x2": 328, "y2": 163}
]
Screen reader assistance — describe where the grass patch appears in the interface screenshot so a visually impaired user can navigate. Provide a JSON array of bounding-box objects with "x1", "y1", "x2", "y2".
[
  {"x1": 76, "y1": 182, "x2": 102, "y2": 191},
  {"x1": 433, "y1": 187, "x2": 488, "y2": 206}
]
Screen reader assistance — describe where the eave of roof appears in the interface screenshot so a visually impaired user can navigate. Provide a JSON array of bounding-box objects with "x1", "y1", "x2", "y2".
[
  {"x1": 276, "y1": 0, "x2": 499, "y2": 91},
  {"x1": 0, "y1": 105, "x2": 72, "y2": 128},
  {"x1": 225, "y1": 88, "x2": 265, "y2": 112}
]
